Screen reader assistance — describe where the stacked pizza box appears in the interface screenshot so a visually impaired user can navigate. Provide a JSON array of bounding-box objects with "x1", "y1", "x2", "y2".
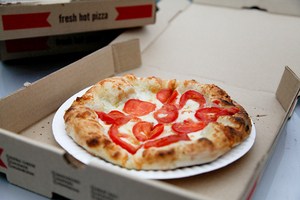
[
  {"x1": 0, "y1": 0, "x2": 156, "y2": 60},
  {"x1": 0, "y1": 0, "x2": 300, "y2": 200}
]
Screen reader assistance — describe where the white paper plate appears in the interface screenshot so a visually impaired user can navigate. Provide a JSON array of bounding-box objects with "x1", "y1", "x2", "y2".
[{"x1": 52, "y1": 87, "x2": 256, "y2": 179}]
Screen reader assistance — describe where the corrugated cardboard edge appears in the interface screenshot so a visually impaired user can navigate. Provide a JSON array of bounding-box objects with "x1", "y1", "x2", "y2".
[
  {"x1": 241, "y1": 66, "x2": 300, "y2": 200},
  {"x1": 0, "y1": 38, "x2": 141, "y2": 133}
]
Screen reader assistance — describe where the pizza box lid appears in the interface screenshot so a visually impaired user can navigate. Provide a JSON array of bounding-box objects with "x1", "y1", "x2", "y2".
[
  {"x1": 0, "y1": 0, "x2": 300, "y2": 200},
  {"x1": 0, "y1": 0, "x2": 156, "y2": 41},
  {"x1": 194, "y1": 0, "x2": 300, "y2": 17}
]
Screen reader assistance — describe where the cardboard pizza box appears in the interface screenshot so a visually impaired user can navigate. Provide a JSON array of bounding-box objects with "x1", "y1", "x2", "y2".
[
  {"x1": 0, "y1": 28, "x2": 125, "y2": 61},
  {"x1": 0, "y1": 0, "x2": 300, "y2": 200},
  {"x1": 0, "y1": 0, "x2": 156, "y2": 61},
  {"x1": 194, "y1": 0, "x2": 300, "y2": 17},
  {"x1": 0, "y1": 0, "x2": 156, "y2": 40}
]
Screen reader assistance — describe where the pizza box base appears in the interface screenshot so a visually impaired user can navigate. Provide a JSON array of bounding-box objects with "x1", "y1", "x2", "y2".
[
  {"x1": 194, "y1": 0, "x2": 300, "y2": 17},
  {"x1": 1, "y1": 0, "x2": 300, "y2": 200}
]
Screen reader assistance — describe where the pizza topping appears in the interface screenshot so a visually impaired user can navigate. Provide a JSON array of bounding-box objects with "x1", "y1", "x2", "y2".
[
  {"x1": 144, "y1": 133, "x2": 191, "y2": 149},
  {"x1": 218, "y1": 106, "x2": 240, "y2": 116},
  {"x1": 156, "y1": 89, "x2": 173, "y2": 104},
  {"x1": 194, "y1": 107, "x2": 224, "y2": 122},
  {"x1": 108, "y1": 123, "x2": 139, "y2": 154},
  {"x1": 167, "y1": 89, "x2": 179, "y2": 106},
  {"x1": 195, "y1": 106, "x2": 240, "y2": 122},
  {"x1": 124, "y1": 99, "x2": 156, "y2": 116},
  {"x1": 179, "y1": 90, "x2": 206, "y2": 109},
  {"x1": 172, "y1": 118, "x2": 208, "y2": 134},
  {"x1": 96, "y1": 110, "x2": 130, "y2": 124},
  {"x1": 153, "y1": 104, "x2": 179, "y2": 123},
  {"x1": 133, "y1": 122, "x2": 164, "y2": 141}
]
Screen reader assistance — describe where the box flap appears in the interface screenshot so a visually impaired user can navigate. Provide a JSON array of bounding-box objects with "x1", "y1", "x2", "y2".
[
  {"x1": 276, "y1": 66, "x2": 300, "y2": 112},
  {"x1": 0, "y1": 39, "x2": 141, "y2": 133}
]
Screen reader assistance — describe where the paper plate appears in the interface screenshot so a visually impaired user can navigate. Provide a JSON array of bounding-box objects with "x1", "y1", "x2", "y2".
[{"x1": 52, "y1": 87, "x2": 256, "y2": 179}]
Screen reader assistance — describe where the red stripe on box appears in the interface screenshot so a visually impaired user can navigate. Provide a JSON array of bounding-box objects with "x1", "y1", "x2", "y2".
[
  {"x1": 5, "y1": 37, "x2": 50, "y2": 53},
  {"x1": 115, "y1": 4, "x2": 152, "y2": 20},
  {"x1": 2, "y1": 12, "x2": 51, "y2": 30},
  {"x1": 0, "y1": 148, "x2": 7, "y2": 169}
]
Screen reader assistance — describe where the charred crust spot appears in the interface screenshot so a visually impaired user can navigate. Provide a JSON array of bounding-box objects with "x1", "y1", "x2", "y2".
[
  {"x1": 246, "y1": 125, "x2": 250, "y2": 132},
  {"x1": 232, "y1": 116, "x2": 246, "y2": 126},
  {"x1": 220, "y1": 99, "x2": 235, "y2": 106},
  {"x1": 86, "y1": 136, "x2": 100, "y2": 147},
  {"x1": 66, "y1": 106, "x2": 76, "y2": 113},
  {"x1": 157, "y1": 149, "x2": 175, "y2": 157},
  {"x1": 76, "y1": 111, "x2": 91, "y2": 119},
  {"x1": 197, "y1": 138, "x2": 214, "y2": 148}
]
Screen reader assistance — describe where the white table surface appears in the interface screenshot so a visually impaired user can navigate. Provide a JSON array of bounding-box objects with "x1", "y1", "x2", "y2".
[{"x1": 0, "y1": 53, "x2": 299, "y2": 200}]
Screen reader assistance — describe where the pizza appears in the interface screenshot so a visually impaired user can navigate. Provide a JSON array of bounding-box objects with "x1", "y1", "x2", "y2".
[{"x1": 63, "y1": 74, "x2": 252, "y2": 170}]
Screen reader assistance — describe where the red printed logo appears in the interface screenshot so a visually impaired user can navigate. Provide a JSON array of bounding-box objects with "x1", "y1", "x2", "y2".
[
  {"x1": 115, "y1": 4, "x2": 153, "y2": 20},
  {"x1": 2, "y1": 12, "x2": 51, "y2": 31},
  {"x1": 0, "y1": 148, "x2": 7, "y2": 169}
]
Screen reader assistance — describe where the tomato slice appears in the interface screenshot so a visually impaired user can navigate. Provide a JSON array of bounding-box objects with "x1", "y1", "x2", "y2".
[
  {"x1": 169, "y1": 90, "x2": 179, "y2": 104},
  {"x1": 156, "y1": 89, "x2": 173, "y2": 104},
  {"x1": 96, "y1": 110, "x2": 130, "y2": 125},
  {"x1": 195, "y1": 107, "x2": 224, "y2": 122},
  {"x1": 132, "y1": 121, "x2": 152, "y2": 141},
  {"x1": 144, "y1": 133, "x2": 190, "y2": 149},
  {"x1": 96, "y1": 111, "x2": 115, "y2": 124},
  {"x1": 195, "y1": 106, "x2": 240, "y2": 122},
  {"x1": 179, "y1": 90, "x2": 206, "y2": 109},
  {"x1": 123, "y1": 99, "x2": 156, "y2": 116},
  {"x1": 148, "y1": 123, "x2": 164, "y2": 139},
  {"x1": 218, "y1": 106, "x2": 240, "y2": 116},
  {"x1": 153, "y1": 104, "x2": 179, "y2": 123},
  {"x1": 133, "y1": 122, "x2": 164, "y2": 141},
  {"x1": 108, "y1": 124, "x2": 139, "y2": 154},
  {"x1": 172, "y1": 118, "x2": 208, "y2": 134}
]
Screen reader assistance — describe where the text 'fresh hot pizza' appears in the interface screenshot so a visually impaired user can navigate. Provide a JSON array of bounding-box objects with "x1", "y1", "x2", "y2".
[{"x1": 64, "y1": 74, "x2": 252, "y2": 170}]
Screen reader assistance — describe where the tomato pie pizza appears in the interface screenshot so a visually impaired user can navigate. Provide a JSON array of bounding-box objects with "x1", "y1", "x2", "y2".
[{"x1": 63, "y1": 74, "x2": 252, "y2": 170}]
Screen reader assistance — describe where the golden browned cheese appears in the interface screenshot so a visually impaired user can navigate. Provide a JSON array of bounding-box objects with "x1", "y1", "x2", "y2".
[{"x1": 63, "y1": 74, "x2": 252, "y2": 170}]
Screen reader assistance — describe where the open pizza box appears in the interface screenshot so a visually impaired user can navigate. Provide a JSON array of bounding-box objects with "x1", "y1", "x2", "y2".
[
  {"x1": 194, "y1": 0, "x2": 300, "y2": 17},
  {"x1": 0, "y1": 0, "x2": 300, "y2": 199}
]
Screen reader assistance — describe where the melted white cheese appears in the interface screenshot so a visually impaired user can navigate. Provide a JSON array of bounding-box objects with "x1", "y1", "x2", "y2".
[{"x1": 97, "y1": 89, "x2": 207, "y2": 145}]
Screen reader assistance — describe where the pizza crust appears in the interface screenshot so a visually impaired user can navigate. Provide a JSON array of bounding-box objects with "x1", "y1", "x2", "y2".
[{"x1": 63, "y1": 74, "x2": 252, "y2": 170}]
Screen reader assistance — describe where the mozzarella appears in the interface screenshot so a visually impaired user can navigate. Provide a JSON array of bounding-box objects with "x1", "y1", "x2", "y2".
[{"x1": 98, "y1": 89, "x2": 206, "y2": 145}]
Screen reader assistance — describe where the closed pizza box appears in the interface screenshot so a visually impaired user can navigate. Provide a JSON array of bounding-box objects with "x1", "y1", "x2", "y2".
[
  {"x1": 0, "y1": 0, "x2": 156, "y2": 41},
  {"x1": 194, "y1": 0, "x2": 300, "y2": 16},
  {"x1": 1, "y1": 0, "x2": 300, "y2": 200},
  {"x1": 0, "y1": 0, "x2": 156, "y2": 61},
  {"x1": 0, "y1": 28, "x2": 124, "y2": 61}
]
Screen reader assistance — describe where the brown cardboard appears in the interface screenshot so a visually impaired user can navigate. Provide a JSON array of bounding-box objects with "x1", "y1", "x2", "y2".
[
  {"x1": 111, "y1": 1, "x2": 300, "y2": 199},
  {"x1": 0, "y1": 0, "x2": 156, "y2": 40},
  {"x1": 0, "y1": 38, "x2": 206, "y2": 200},
  {"x1": 1, "y1": 0, "x2": 300, "y2": 200},
  {"x1": 0, "y1": 29, "x2": 124, "y2": 61},
  {"x1": 194, "y1": 0, "x2": 300, "y2": 17},
  {"x1": 0, "y1": 0, "x2": 155, "y2": 61}
]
